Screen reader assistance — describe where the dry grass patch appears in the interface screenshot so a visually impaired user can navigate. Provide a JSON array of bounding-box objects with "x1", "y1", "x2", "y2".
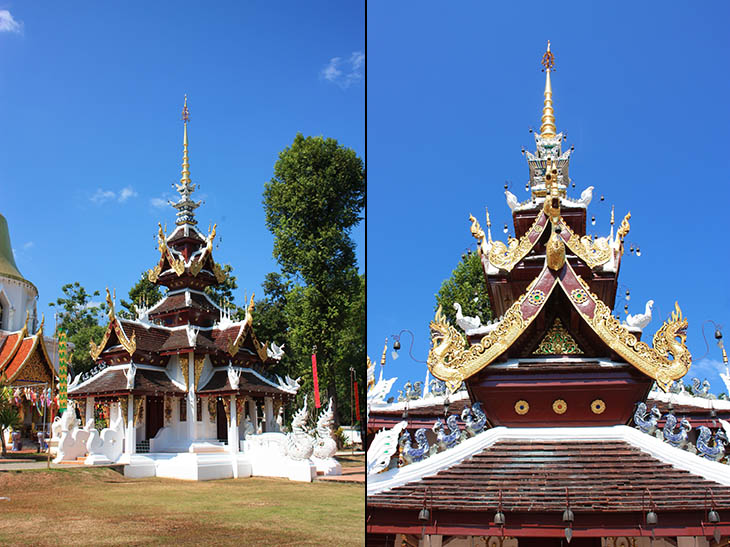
[{"x1": 0, "y1": 468, "x2": 363, "y2": 546}]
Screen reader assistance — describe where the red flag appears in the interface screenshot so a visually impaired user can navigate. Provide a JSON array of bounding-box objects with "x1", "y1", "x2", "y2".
[
  {"x1": 311, "y1": 353, "x2": 321, "y2": 408},
  {"x1": 353, "y1": 381, "x2": 361, "y2": 422}
]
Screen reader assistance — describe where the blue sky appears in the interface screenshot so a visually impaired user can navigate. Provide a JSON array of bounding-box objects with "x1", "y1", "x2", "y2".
[
  {"x1": 0, "y1": 3, "x2": 364, "y2": 328},
  {"x1": 367, "y1": 3, "x2": 730, "y2": 396}
]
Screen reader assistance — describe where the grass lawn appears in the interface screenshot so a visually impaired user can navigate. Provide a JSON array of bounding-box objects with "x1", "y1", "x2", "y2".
[{"x1": 0, "y1": 467, "x2": 364, "y2": 546}]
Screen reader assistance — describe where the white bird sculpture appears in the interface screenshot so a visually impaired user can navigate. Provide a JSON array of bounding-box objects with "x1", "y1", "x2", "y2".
[
  {"x1": 625, "y1": 299, "x2": 654, "y2": 331},
  {"x1": 267, "y1": 342, "x2": 285, "y2": 361},
  {"x1": 577, "y1": 186, "x2": 594, "y2": 207},
  {"x1": 505, "y1": 190, "x2": 519, "y2": 212},
  {"x1": 453, "y1": 302, "x2": 482, "y2": 333}
]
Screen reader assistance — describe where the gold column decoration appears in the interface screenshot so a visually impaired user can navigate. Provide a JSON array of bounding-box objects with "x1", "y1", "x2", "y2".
[
  {"x1": 120, "y1": 396, "x2": 128, "y2": 421},
  {"x1": 164, "y1": 396, "x2": 173, "y2": 426},
  {"x1": 207, "y1": 397, "x2": 217, "y2": 423},
  {"x1": 179, "y1": 357, "x2": 189, "y2": 391},
  {"x1": 194, "y1": 355, "x2": 205, "y2": 390},
  {"x1": 222, "y1": 398, "x2": 231, "y2": 425},
  {"x1": 539, "y1": 41, "x2": 557, "y2": 138},
  {"x1": 236, "y1": 397, "x2": 246, "y2": 424},
  {"x1": 77, "y1": 399, "x2": 86, "y2": 422},
  {"x1": 134, "y1": 396, "x2": 145, "y2": 427}
]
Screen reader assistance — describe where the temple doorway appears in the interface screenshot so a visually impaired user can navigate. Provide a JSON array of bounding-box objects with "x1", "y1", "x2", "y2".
[
  {"x1": 146, "y1": 396, "x2": 164, "y2": 440},
  {"x1": 216, "y1": 399, "x2": 227, "y2": 441}
]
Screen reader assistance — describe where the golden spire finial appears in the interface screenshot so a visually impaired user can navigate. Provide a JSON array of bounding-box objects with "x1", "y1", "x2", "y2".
[
  {"x1": 380, "y1": 338, "x2": 388, "y2": 366},
  {"x1": 181, "y1": 96, "x2": 191, "y2": 185},
  {"x1": 540, "y1": 41, "x2": 557, "y2": 138}
]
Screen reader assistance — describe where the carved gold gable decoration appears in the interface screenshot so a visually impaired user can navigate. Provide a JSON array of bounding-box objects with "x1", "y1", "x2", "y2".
[
  {"x1": 178, "y1": 357, "x2": 189, "y2": 391},
  {"x1": 486, "y1": 212, "x2": 548, "y2": 272},
  {"x1": 89, "y1": 317, "x2": 136, "y2": 361},
  {"x1": 533, "y1": 318, "x2": 583, "y2": 355},
  {"x1": 559, "y1": 219, "x2": 612, "y2": 269},
  {"x1": 428, "y1": 267, "x2": 561, "y2": 392}
]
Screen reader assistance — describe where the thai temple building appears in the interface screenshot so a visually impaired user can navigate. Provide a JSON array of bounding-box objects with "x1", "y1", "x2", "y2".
[
  {"x1": 0, "y1": 214, "x2": 59, "y2": 442},
  {"x1": 54, "y1": 98, "x2": 337, "y2": 481},
  {"x1": 367, "y1": 43, "x2": 730, "y2": 543}
]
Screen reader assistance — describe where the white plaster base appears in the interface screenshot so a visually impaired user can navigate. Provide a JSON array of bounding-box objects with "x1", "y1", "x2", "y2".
[
  {"x1": 122, "y1": 452, "x2": 252, "y2": 481},
  {"x1": 84, "y1": 453, "x2": 112, "y2": 465},
  {"x1": 311, "y1": 456, "x2": 342, "y2": 476}
]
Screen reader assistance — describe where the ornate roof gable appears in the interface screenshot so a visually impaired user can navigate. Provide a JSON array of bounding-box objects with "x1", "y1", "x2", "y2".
[{"x1": 428, "y1": 261, "x2": 691, "y2": 393}]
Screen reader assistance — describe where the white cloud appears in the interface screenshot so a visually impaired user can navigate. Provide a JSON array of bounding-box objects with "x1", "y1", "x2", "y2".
[
  {"x1": 90, "y1": 189, "x2": 116, "y2": 204},
  {"x1": 150, "y1": 196, "x2": 172, "y2": 208},
  {"x1": 23, "y1": 241, "x2": 33, "y2": 250},
  {"x1": 320, "y1": 51, "x2": 364, "y2": 89},
  {"x1": 118, "y1": 186, "x2": 138, "y2": 203},
  {"x1": 83, "y1": 301, "x2": 103, "y2": 310},
  {"x1": 90, "y1": 186, "x2": 138, "y2": 205},
  {"x1": 0, "y1": 11, "x2": 22, "y2": 34}
]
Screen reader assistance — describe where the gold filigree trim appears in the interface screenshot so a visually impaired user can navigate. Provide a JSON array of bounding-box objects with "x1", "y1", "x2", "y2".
[
  {"x1": 147, "y1": 264, "x2": 162, "y2": 283},
  {"x1": 90, "y1": 315, "x2": 136, "y2": 361},
  {"x1": 533, "y1": 318, "x2": 583, "y2": 355},
  {"x1": 194, "y1": 355, "x2": 205, "y2": 390},
  {"x1": 487, "y1": 213, "x2": 547, "y2": 272},
  {"x1": 560, "y1": 219, "x2": 612, "y2": 269},
  {"x1": 207, "y1": 396, "x2": 217, "y2": 423},
  {"x1": 562, "y1": 269, "x2": 690, "y2": 392},
  {"x1": 134, "y1": 396, "x2": 145, "y2": 427},
  {"x1": 179, "y1": 356, "x2": 189, "y2": 391},
  {"x1": 213, "y1": 262, "x2": 226, "y2": 283}
]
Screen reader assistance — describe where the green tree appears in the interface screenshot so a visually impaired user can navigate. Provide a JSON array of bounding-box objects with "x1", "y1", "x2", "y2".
[
  {"x1": 48, "y1": 282, "x2": 107, "y2": 377},
  {"x1": 0, "y1": 380, "x2": 20, "y2": 457},
  {"x1": 434, "y1": 251, "x2": 492, "y2": 327},
  {"x1": 263, "y1": 134, "x2": 364, "y2": 425},
  {"x1": 118, "y1": 272, "x2": 164, "y2": 319}
]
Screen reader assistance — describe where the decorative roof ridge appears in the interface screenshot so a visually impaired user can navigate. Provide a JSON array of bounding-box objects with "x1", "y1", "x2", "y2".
[
  {"x1": 648, "y1": 390, "x2": 730, "y2": 410},
  {"x1": 0, "y1": 323, "x2": 27, "y2": 369},
  {"x1": 167, "y1": 287, "x2": 223, "y2": 312},
  {"x1": 370, "y1": 388, "x2": 471, "y2": 413},
  {"x1": 68, "y1": 362, "x2": 121, "y2": 393},
  {"x1": 367, "y1": 424, "x2": 730, "y2": 497},
  {"x1": 3, "y1": 330, "x2": 41, "y2": 382}
]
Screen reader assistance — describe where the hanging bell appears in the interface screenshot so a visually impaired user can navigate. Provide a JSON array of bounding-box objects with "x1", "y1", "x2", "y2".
[
  {"x1": 591, "y1": 216, "x2": 596, "y2": 226},
  {"x1": 646, "y1": 510, "x2": 658, "y2": 525},
  {"x1": 503, "y1": 224, "x2": 508, "y2": 234},
  {"x1": 493, "y1": 511, "x2": 505, "y2": 525},
  {"x1": 418, "y1": 508, "x2": 430, "y2": 521},
  {"x1": 709, "y1": 509, "x2": 720, "y2": 523}
]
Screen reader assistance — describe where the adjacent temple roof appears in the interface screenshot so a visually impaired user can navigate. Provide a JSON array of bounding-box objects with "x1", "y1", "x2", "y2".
[{"x1": 0, "y1": 315, "x2": 55, "y2": 385}]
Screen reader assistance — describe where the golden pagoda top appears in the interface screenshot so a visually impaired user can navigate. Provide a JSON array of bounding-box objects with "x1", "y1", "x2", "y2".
[{"x1": 539, "y1": 41, "x2": 557, "y2": 138}]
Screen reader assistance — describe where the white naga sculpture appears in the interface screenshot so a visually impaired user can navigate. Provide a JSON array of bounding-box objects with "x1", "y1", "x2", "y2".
[
  {"x1": 284, "y1": 394, "x2": 314, "y2": 461},
  {"x1": 313, "y1": 398, "x2": 337, "y2": 459},
  {"x1": 367, "y1": 358, "x2": 396, "y2": 418},
  {"x1": 624, "y1": 299, "x2": 654, "y2": 331},
  {"x1": 367, "y1": 420, "x2": 408, "y2": 476}
]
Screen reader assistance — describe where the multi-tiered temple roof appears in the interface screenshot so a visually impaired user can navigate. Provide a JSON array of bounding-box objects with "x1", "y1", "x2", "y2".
[{"x1": 68, "y1": 99, "x2": 294, "y2": 403}]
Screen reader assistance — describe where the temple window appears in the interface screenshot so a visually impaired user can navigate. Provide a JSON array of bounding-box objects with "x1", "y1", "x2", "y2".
[{"x1": 179, "y1": 397, "x2": 186, "y2": 421}]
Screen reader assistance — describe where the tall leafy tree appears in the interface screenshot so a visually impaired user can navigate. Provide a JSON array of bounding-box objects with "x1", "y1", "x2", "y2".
[
  {"x1": 262, "y1": 134, "x2": 364, "y2": 424},
  {"x1": 435, "y1": 251, "x2": 492, "y2": 327},
  {"x1": 118, "y1": 272, "x2": 164, "y2": 319},
  {"x1": 48, "y1": 282, "x2": 107, "y2": 376}
]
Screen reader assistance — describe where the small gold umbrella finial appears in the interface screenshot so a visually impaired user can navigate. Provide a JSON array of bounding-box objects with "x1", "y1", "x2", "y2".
[{"x1": 540, "y1": 41, "x2": 557, "y2": 138}]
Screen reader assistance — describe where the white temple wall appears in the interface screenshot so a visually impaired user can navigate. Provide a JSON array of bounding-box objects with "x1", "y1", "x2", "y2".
[
  {"x1": 165, "y1": 355, "x2": 186, "y2": 387},
  {"x1": 0, "y1": 278, "x2": 37, "y2": 332}
]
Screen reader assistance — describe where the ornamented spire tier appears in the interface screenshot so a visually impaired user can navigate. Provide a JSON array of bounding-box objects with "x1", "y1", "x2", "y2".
[
  {"x1": 172, "y1": 95, "x2": 201, "y2": 226},
  {"x1": 540, "y1": 41, "x2": 557, "y2": 138}
]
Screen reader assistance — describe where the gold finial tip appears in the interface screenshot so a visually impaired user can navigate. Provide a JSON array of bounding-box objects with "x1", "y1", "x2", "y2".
[
  {"x1": 541, "y1": 42, "x2": 555, "y2": 72},
  {"x1": 182, "y1": 96, "x2": 190, "y2": 123}
]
